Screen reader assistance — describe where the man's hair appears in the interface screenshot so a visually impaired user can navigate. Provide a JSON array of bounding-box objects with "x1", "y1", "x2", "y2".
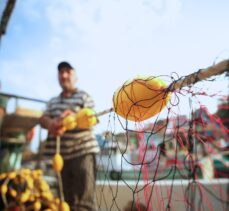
[{"x1": 57, "y1": 61, "x2": 74, "y2": 71}]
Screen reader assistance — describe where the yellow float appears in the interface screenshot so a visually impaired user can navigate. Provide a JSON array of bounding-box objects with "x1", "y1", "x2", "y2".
[
  {"x1": 52, "y1": 153, "x2": 64, "y2": 172},
  {"x1": 113, "y1": 76, "x2": 171, "y2": 121},
  {"x1": 59, "y1": 201, "x2": 70, "y2": 211},
  {"x1": 76, "y1": 108, "x2": 97, "y2": 129},
  {"x1": 62, "y1": 115, "x2": 77, "y2": 130}
]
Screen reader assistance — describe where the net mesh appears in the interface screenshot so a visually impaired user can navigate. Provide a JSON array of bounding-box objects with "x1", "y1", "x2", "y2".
[{"x1": 96, "y1": 68, "x2": 229, "y2": 210}]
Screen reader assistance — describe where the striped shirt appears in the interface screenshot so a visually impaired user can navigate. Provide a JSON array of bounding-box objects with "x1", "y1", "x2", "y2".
[{"x1": 42, "y1": 89, "x2": 100, "y2": 160}]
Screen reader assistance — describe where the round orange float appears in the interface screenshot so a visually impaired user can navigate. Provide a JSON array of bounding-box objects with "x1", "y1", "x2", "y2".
[{"x1": 113, "y1": 76, "x2": 171, "y2": 121}]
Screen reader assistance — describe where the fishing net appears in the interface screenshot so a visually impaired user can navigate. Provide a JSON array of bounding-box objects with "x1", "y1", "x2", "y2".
[
  {"x1": 96, "y1": 60, "x2": 229, "y2": 210},
  {"x1": 1, "y1": 60, "x2": 228, "y2": 211}
]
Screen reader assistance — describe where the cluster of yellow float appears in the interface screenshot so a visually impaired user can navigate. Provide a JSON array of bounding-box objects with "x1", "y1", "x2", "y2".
[
  {"x1": 0, "y1": 169, "x2": 69, "y2": 211},
  {"x1": 62, "y1": 107, "x2": 98, "y2": 131}
]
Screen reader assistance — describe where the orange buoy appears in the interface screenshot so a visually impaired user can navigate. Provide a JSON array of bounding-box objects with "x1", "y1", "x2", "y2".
[
  {"x1": 113, "y1": 76, "x2": 171, "y2": 121},
  {"x1": 63, "y1": 115, "x2": 77, "y2": 131},
  {"x1": 52, "y1": 153, "x2": 64, "y2": 172},
  {"x1": 59, "y1": 201, "x2": 70, "y2": 211},
  {"x1": 76, "y1": 108, "x2": 97, "y2": 129}
]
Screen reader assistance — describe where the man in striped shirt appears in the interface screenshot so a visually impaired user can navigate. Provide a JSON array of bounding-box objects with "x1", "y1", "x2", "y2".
[{"x1": 40, "y1": 61, "x2": 100, "y2": 211}]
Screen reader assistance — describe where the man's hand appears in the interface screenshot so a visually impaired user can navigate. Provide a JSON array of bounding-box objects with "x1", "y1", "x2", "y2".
[
  {"x1": 60, "y1": 109, "x2": 75, "y2": 119},
  {"x1": 40, "y1": 115, "x2": 62, "y2": 136},
  {"x1": 40, "y1": 109, "x2": 79, "y2": 136},
  {"x1": 48, "y1": 117, "x2": 65, "y2": 136}
]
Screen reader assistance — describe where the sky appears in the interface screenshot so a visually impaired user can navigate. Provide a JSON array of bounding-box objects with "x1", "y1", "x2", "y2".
[{"x1": 0, "y1": 0, "x2": 228, "y2": 151}]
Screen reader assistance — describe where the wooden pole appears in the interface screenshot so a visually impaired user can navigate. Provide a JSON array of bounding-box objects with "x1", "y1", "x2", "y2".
[{"x1": 169, "y1": 59, "x2": 229, "y2": 91}]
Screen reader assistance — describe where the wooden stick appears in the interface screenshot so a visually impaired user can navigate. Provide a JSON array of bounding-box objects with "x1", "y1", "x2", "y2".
[
  {"x1": 56, "y1": 136, "x2": 61, "y2": 154},
  {"x1": 96, "y1": 108, "x2": 114, "y2": 117},
  {"x1": 55, "y1": 136, "x2": 65, "y2": 201},
  {"x1": 95, "y1": 59, "x2": 229, "y2": 118},
  {"x1": 169, "y1": 59, "x2": 229, "y2": 91}
]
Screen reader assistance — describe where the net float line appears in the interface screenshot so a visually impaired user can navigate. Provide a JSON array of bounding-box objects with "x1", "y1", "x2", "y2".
[{"x1": 95, "y1": 59, "x2": 229, "y2": 120}]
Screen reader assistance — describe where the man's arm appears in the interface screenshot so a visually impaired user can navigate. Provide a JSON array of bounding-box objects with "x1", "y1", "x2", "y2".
[
  {"x1": 39, "y1": 114, "x2": 53, "y2": 130},
  {"x1": 39, "y1": 114, "x2": 64, "y2": 136},
  {"x1": 40, "y1": 109, "x2": 76, "y2": 136}
]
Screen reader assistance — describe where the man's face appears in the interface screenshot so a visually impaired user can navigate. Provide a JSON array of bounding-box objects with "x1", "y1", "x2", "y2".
[{"x1": 58, "y1": 67, "x2": 77, "y2": 92}]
